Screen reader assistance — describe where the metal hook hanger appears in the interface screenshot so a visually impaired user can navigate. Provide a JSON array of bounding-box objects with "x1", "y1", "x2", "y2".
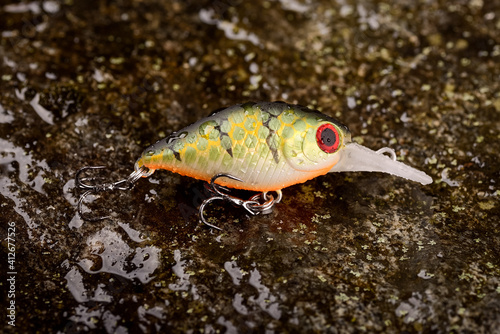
[
  {"x1": 199, "y1": 174, "x2": 282, "y2": 230},
  {"x1": 375, "y1": 147, "x2": 397, "y2": 161},
  {"x1": 75, "y1": 165, "x2": 151, "y2": 221}
]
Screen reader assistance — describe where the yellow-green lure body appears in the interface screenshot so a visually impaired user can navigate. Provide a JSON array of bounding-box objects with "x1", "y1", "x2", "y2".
[{"x1": 135, "y1": 102, "x2": 432, "y2": 191}]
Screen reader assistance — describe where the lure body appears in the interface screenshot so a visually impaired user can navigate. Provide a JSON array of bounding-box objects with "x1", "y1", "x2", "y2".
[{"x1": 135, "y1": 102, "x2": 432, "y2": 191}]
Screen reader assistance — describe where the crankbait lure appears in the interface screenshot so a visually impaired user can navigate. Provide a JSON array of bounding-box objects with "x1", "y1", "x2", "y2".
[{"x1": 76, "y1": 101, "x2": 432, "y2": 229}]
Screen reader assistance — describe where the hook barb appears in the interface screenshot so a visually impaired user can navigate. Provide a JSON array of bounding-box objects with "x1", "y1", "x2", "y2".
[
  {"x1": 199, "y1": 196, "x2": 224, "y2": 230},
  {"x1": 76, "y1": 166, "x2": 107, "y2": 190},
  {"x1": 78, "y1": 189, "x2": 112, "y2": 222}
]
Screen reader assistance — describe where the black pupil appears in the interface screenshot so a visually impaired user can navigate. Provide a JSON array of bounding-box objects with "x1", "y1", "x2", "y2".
[{"x1": 321, "y1": 128, "x2": 336, "y2": 147}]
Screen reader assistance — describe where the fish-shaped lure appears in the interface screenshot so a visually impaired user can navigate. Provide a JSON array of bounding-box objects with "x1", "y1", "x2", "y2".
[
  {"x1": 135, "y1": 101, "x2": 432, "y2": 191},
  {"x1": 77, "y1": 101, "x2": 432, "y2": 227}
]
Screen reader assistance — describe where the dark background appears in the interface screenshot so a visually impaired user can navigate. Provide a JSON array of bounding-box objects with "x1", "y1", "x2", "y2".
[{"x1": 1, "y1": 0, "x2": 499, "y2": 332}]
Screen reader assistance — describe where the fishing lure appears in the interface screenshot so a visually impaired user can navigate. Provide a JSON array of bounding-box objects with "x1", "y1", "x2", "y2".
[{"x1": 76, "y1": 101, "x2": 432, "y2": 229}]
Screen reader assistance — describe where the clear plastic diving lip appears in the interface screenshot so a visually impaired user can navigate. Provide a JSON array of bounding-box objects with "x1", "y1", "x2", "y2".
[{"x1": 329, "y1": 142, "x2": 433, "y2": 185}]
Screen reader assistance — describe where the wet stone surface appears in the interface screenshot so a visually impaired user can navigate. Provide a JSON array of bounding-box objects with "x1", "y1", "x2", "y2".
[{"x1": 1, "y1": 0, "x2": 499, "y2": 333}]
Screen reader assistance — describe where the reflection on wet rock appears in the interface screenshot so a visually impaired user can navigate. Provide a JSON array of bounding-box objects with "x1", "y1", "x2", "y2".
[
  {"x1": 248, "y1": 268, "x2": 282, "y2": 320},
  {"x1": 77, "y1": 227, "x2": 160, "y2": 284},
  {"x1": 64, "y1": 265, "x2": 112, "y2": 303},
  {"x1": 168, "y1": 249, "x2": 198, "y2": 298}
]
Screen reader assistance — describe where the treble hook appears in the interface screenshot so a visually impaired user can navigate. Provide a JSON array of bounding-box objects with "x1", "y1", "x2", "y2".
[
  {"x1": 199, "y1": 174, "x2": 282, "y2": 230},
  {"x1": 75, "y1": 165, "x2": 152, "y2": 221}
]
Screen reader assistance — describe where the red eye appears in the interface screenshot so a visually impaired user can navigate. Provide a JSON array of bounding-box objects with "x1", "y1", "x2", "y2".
[{"x1": 316, "y1": 124, "x2": 340, "y2": 153}]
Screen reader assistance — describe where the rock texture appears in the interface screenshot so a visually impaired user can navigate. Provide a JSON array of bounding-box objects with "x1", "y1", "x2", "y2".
[{"x1": 0, "y1": 0, "x2": 499, "y2": 332}]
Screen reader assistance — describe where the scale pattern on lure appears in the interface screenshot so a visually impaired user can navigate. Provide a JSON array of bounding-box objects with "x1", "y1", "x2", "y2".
[
  {"x1": 76, "y1": 101, "x2": 432, "y2": 228},
  {"x1": 136, "y1": 102, "x2": 348, "y2": 191},
  {"x1": 135, "y1": 101, "x2": 431, "y2": 191}
]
